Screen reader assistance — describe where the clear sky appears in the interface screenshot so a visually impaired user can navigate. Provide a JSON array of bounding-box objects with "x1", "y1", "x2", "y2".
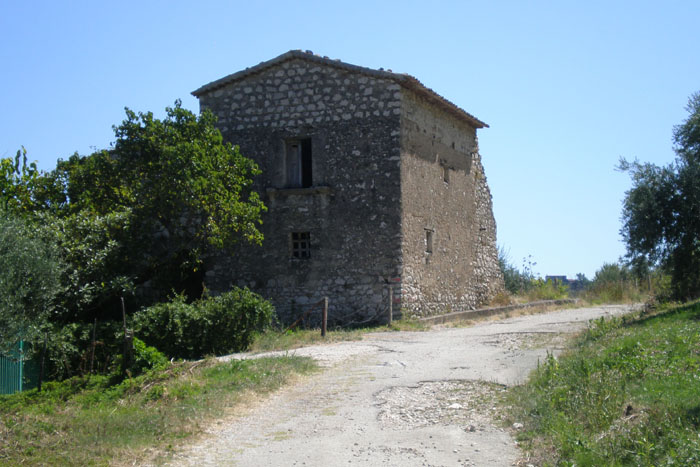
[{"x1": 2, "y1": 1, "x2": 698, "y2": 279}]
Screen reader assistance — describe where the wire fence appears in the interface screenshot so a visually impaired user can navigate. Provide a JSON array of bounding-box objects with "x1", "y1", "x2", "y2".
[{"x1": 285, "y1": 283, "x2": 398, "y2": 330}]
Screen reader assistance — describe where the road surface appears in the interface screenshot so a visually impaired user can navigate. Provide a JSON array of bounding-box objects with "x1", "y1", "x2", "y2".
[{"x1": 166, "y1": 304, "x2": 636, "y2": 467}]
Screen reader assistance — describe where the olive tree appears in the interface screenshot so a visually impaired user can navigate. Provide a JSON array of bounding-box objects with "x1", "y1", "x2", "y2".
[
  {"x1": 620, "y1": 92, "x2": 700, "y2": 299},
  {"x1": 0, "y1": 214, "x2": 62, "y2": 352}
]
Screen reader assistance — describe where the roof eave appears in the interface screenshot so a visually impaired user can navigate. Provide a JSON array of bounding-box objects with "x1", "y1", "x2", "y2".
[
  {"x1": 192, "y1": 50, "x2": 489, "y2": 129},
  {"x1": 191, "y1": 50, "x2": 401, "y2": 97},
  {"x1": 397, "y1": 76, "x2": 489, "y2": 129}
]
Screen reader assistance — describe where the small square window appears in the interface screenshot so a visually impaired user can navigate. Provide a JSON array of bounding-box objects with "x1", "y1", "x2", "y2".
[{"x1": 291, "y1": 232, "x2": 311, "y2": 259}]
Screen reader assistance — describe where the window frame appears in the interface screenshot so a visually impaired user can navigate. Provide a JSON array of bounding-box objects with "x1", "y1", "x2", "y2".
[
  {"x1": 290, "y1": 231, "x2": 311, "y2": 259},
  {"x1": 285, "y1": 138, "x2": 312, "y2": 188}
]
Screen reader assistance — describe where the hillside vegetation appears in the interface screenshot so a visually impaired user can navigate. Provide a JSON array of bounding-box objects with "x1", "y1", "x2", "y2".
[{"x1": 506, "y1": 301, "x2": 700, "y2": 466}]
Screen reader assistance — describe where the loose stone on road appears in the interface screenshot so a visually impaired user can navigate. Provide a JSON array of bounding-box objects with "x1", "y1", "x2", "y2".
[{"x1": 166, "y1": 304, "x2": 636, "y2": 466}]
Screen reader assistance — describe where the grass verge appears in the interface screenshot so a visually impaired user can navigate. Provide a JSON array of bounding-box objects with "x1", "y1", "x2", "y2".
[
  {"x1": 504, "y1": 301, "x2": 700, "y2": 466},
  {"x1": 0, "y1": 355, "x2": 317, "y2": 466}
]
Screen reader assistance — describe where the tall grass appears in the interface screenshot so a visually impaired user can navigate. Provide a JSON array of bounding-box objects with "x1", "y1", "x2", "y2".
[
  {"x1": 506, "y1": 301, "x2": 700, "y2": 466},
  {"x1": 580, "y1": 279, "x2": 645, "y2": 304}
]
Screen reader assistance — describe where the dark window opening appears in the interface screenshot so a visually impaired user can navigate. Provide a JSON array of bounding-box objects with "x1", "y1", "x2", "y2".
[
  {"x1": 291, "y1": 232, "x2": 311, "y2": 259},
  {"x1": 425, "y1": 229, "x2": 433, "y2": 254},
  {"x1": 286, "y1": 138, "x2": 312, "y2": 188}
]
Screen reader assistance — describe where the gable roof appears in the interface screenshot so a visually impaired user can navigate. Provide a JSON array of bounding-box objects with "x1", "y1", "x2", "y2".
[{"x1": 192, "y1": 50, "x2": 488, "y2": 129}]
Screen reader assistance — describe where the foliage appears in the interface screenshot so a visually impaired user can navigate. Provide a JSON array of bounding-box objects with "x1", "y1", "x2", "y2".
[
  {"x1": 620, "y1": 91, "x2": 700, "y2": 300},
  {"x1": 28, "y1": 320, "x2": 126, "y2": 382},
  {"x1": 575, "y1": 272, "x2": 591, "y2": 288},
  {"x1": 0, "y1": 103, "x2": 270, "y2": 383},
  {"x1": 525, "y1": 278, "x2": 569, "y2": 301},
  {"x1": 582, "y1": 262, "x2": 645, "y2": 303},
  {"x1": 9, "y1": 102, "x2": 266, "y2": 322},
  {"x1": 498, "y1": 247, "x2": 569, "y2": 301},
  {"x1": 498, "y1": 246, "x2": 537, "y2": 295},
  {"x1": 0, "y1": 355, "x2": 316, "y2": 466},
  {"x1": 0, "y1": 148, "x2": 39, "y2": 214},
  {"x1": 133, "y1": 288, "x2": 275, "y2": 359},
  {"x1": 0, "y1": 213, "x2": 63, "y2": 352},
  {"x1": 43, "y1": 101, "x2": 265, "y2": 247},
  {"x1": 506, "y1": 302, "x2": 700, "y2": 465},
  {"x1": 129, "y1": 337, "x2": 169, "y2": 376},
  {"x1": 39, "y1": 210, "x2": 134, "y2": 323}
]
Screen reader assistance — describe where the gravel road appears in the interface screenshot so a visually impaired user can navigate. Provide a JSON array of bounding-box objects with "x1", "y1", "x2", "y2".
[{"x1": 166, "y1": 304, "x2": 637, "y2": 467}]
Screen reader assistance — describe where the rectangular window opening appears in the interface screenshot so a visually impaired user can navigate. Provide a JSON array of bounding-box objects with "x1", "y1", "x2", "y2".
[
  {"x1": 286, "y1": 138, "x2": 312, "y2": 188},
  {"x1": 291, "y1": 232, "x2": 311, "y2": 259},
  {"x1": 425, "y1": 230, "x2": 433, "y2": 254}
]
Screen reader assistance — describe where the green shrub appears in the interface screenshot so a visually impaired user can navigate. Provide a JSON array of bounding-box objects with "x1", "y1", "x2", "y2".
[
  {"x1": 30, "y1": 320, "x2": 124, "y2": 382},
  {"x1": 581, "y1": 262, "x2": 646, "y2": 303},
  {"x1": 133, "y1": 288, "x2": 274, "y2": 359},
  {"x1": 201, "y1": 288, "x2": 275, "y2": 353},
  {"x1": 526, "y1": 278, "x2": 569, "y2": 301},
  {"x1": 130, "y1": 337, "x2": 168, "y2": 375}
]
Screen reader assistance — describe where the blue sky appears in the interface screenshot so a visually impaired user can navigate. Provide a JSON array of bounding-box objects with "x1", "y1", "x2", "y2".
[{"x1": 2, "y1": 1, "x2": 698, "y2": 279}]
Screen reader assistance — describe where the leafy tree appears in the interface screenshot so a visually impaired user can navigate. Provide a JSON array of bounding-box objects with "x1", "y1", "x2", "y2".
[
  {"x1": 42, "y1": 210, "x2": 134, "y2": 321},
  {"x1": 592, "y1": 262, "x2": 628, "y2": 284},
  {"x1": 0, "y1": 213, "x2": 63, "y2": 352},
  {"x1": 10, "y1": 101, "x2": 266, "y2": 321},
  {"x1": 575, "y1": 273, "x2": 590, "y2": 285},
  {"x1": 0, "y1": 147, "x2": 39, "y2": 213},
  {"x1": 620, "y1": 92, "x2": 700, "y2": 299}
]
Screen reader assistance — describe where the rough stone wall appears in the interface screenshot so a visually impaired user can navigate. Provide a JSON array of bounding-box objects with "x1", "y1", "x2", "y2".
[
  {"x1": 398, "y1": 91, "x2": 503, "y2": 317},
  {"x1": 198, "y1": 58, "x2": 404, "y2": 324}
]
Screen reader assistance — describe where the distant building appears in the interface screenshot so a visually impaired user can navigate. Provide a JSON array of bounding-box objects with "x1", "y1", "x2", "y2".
[
  {"x1": 194, "y1": 50, "x2": 504, "y2": 323},
  {"x1": 545, "y1": 275, "x2": 583, "y2": 292},
  {"x1": 545, "y1": 275, "x2": 568, "y2": 285}
]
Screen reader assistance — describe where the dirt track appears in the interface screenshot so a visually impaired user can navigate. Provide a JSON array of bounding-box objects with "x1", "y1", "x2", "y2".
[{"x1": 166, "y1": 304, "x2": 637, "y2": 467}]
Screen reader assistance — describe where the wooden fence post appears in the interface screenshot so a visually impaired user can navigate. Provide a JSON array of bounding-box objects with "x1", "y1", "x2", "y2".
[
  {"x1": 321, "y1": 297, "x2": 328, "y2": 337},
  {"x1": 18, "y1": 340, "x2": 23, "y2": 393},
  {"x1": 121, "y1": 297, "x2": 132, "y2": 376},
  {"x1": 89, "y1": 318, "x2": 97, "y2": 375},
  {"x1": 388, "y1": 286, "x2": 393, "y2": 326}
]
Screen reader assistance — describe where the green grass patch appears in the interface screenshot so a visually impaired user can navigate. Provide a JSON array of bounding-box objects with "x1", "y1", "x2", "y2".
[
  {"x1": 505, "y1": 301, "x2": 700, "y2": 466},
  {"x1": 0, "y1": 356, "x2": 317, "y2": 466}
]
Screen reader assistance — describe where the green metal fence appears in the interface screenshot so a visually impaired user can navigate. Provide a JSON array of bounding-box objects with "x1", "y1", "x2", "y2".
[
  {"x1": 0, "y1": 341, "x2": 38, "y2": 395},
  {"x1": 0, "y1": 341, "x2": 24, "y2": 394}
]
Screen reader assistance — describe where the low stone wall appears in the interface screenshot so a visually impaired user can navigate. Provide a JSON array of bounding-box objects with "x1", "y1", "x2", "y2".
[{"x1": 417, "y1": 299, "x2": 579, "y2": 325}]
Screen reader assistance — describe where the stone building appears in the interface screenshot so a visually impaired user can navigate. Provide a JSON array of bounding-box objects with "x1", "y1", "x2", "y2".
[{"x1": 193, "y1": 50, "x2": 503, "y2": 324}]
